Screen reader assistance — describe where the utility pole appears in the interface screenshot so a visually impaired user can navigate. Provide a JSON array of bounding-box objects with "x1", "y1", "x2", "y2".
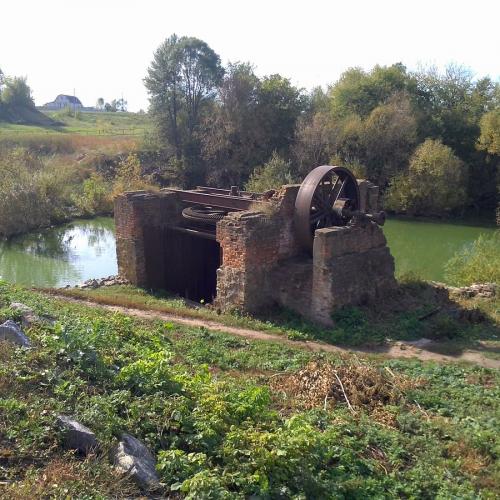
[{"x1": 73, "y1": 88, "x2": 76, "y2": 118}]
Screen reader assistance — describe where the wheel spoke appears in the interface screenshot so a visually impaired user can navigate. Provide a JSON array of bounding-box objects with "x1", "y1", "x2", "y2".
[
  {"x1": 334, "y1": 178, "x2": 348, "y2": 204},
  {"x1": 327, "y1": 176, "x2": 341, "y2": 206},
  {"x1": 310, "y1": 210, "x2": 326, "y2": 223}
]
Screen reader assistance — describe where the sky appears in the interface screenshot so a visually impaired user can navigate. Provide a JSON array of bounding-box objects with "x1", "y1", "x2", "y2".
[{"x1": 1, "y1": 0, "x2": 499, "y2": 111}]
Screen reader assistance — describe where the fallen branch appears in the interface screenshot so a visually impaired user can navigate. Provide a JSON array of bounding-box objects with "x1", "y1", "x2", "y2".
[{"x1": 333, "y1": 371, "x2": 355, "y2": 413}]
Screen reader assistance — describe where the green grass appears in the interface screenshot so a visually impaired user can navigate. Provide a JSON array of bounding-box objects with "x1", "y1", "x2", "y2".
[
  {"x1": 53, "y1": 281, "x2": 500, "y2": 351},
  {"x1": 0, "y1": 110, "x2": 152, "y2": 137},
  {"x1": 1, "y1": 281, "x2": 499, "y2": 498}
]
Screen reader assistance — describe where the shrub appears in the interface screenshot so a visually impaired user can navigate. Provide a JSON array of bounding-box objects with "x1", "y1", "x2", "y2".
[
  {"x1": 245, "y1": 152, "x2": 296, "y2": 192},
  {"x1": 112, "y1": 152, "x2": 155, "y2": 197},
  {"x1": 444, "y1": 231, "x2": 500, "y2": 285},
  {"x1": 72, "y1": 173, "x2": 112, "y2": 216},
  {"x1": 385, "y1": 139, "x2": 467, "y2": 215},
  {"x1": 0, "y1": 148, "x2": 73, "y2": 237}
]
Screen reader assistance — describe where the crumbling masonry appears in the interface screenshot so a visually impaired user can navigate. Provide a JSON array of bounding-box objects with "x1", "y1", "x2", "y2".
[{"x1": 114, "y1": 177, "x2": 396, "y2": 326}]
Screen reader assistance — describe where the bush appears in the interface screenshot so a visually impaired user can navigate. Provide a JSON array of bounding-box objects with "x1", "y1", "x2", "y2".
[
  {"x1": 444, "y1": 231, "x2": 500, "y2": 285},
  {"x1": 72, "y1": 173, "x2": 112, "y2": 216},
  {"x1": 385, "y1": 139, "x2": 467, "y2": 215},
  {"x1": 112, "y1": 153, "x2": 155, "y2": 197},
  {"x1": 0, "y1": 148, "x2": 74, "y2": 237},
  {"x1": 245, "y1": 152, "x2": 296, "y2": 192}
]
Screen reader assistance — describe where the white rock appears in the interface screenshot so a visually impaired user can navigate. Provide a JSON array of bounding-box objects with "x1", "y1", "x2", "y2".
[{"x1": 112, "y1": 433, "x2": 160, "y2": 491}]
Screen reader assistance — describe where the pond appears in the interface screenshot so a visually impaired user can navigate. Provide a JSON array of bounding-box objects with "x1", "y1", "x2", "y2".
[
  {"x1": 0, "y1": 217, "x2": 117, "y2": 288},
  {"x1": 383, "y1": 217, "x2": 497, "y2": 282},
  {"x1": 0, "y1": 216, "x2": 496, "y2": 288}
]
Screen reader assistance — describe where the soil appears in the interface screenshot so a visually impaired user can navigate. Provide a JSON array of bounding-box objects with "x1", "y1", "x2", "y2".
[{"x1": 47, "y1": 294, "x2": 500, "y2": 369}]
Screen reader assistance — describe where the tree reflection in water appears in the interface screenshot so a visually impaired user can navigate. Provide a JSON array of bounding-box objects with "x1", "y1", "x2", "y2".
[{"x1": 0, "y1": 217, "x2": 117, "y2": 287}]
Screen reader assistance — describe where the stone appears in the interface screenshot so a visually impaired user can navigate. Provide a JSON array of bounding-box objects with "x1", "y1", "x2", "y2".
[
  {"x1": 10, "y1": 302, "x2": 40, "y2": 328},
  {"x1": 111, "y1": 433, "x2": 160, "y2": 491},
  {"x1": 56, "y1": 415, "x2": 99, "y2": 455},
  {"x1": 448, "y1": 282, "x2": 497, "y2": 299},
  {"x1": 0, "y1": 320, "x2": 31, "y2": 347}
]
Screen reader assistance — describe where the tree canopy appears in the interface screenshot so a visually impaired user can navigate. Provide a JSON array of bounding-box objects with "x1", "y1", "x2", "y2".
[
  {"x1": 145, "y1": 34, "x2": 224, "y2": 162},
  {"x1": 144, "y1": 36, "x2": 499, "y2": 220}
]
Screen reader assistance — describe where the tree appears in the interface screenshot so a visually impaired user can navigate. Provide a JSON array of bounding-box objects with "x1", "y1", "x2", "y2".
[
  {"x1": 145, "y1": 34, "x2": 224, "y2": 164},
  {"x1": 1, "y1": 76, "x2": 34, "y2": 108},
  {"x1": 114, "y1": 98, "x2": 128, "y2": 112},
  {"x1": 477, "y1": 109, "x2": 500, "y2": 222},
  {"x1": 96, "y1": 97, "x2": 104, "y2": 111},
  {"x1": 361, "y1": 93, "x2": 417, "y2": 185},
  {"x1": 256, "y1": 74, "x2": 306, "y2": 155},
  {"x1": 104, "y1": 101, "x2": 116, "y2": 112},
  {"x1": 329, "y1": 63, "x2": 416, "y2": 118},
  {"x1": 478, "y1": 109, "x2": 500, "y2": 155},
  {"x1": 201, "y1": 62, "x2": 262, "y2": 186},
  {"x1": 385, "y1": 139, "x2": 467, "y2": 215},
  {"x1": 293, "y1": 112, "x2": 337, "y2": 175}
]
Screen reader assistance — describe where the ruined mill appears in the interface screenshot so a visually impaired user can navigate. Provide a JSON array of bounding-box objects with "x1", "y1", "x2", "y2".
[{"x1": 114, "y1": 166, "x2": 396, "y2": 325}]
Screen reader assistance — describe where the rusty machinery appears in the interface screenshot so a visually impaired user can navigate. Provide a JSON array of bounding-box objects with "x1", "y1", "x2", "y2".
[{"x1": 166, "y1": 165, "x2": 385, "y2": 252}]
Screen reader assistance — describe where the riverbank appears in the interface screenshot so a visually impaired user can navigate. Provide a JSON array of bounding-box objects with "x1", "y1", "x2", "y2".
[
  {"x1": 1, "y1": 281, "x2": 499, "y2": 497},
  {"x1": 49, "y1": 277, "x2": 500, "y2": 363}
]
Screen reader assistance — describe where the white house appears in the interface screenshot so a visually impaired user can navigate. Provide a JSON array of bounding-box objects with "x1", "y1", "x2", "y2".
[{"x1": 43, "y1": 94, "x2": 84, "y2": 110}]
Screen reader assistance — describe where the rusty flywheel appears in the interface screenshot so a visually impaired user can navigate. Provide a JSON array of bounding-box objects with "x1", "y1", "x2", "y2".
[{"x1": 294, "y1": 165, "x2": 361, "y2": 252}]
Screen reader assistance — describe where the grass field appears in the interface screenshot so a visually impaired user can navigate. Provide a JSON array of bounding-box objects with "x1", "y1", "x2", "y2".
[
  {"x1": 1, "y1": 281, "x2": 499, "y2": 498},
  {"x1": 0, "y1": 110, "x2": 152, "y2": 137}
]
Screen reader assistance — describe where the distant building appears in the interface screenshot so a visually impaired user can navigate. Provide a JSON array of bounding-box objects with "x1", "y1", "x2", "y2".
[{"x1": 43, "y1": 94, "x2": 84, "y2": 110}]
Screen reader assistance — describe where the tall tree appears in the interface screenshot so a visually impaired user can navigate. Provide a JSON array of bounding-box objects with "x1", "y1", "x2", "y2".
[
  {"x1": 201, "y1": 62, "x2": 262, "y2": 185},
  {"x1": 145, "y1": 34, "x2": 224, "y2": 164},
  {"x1": 256, "y1": 74, "x2": 306, "y2": 155}
]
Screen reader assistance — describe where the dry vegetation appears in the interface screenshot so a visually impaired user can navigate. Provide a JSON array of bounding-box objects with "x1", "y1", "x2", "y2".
[{"x1": 271, "y1": 359, "x2": 421, "y2": 413}]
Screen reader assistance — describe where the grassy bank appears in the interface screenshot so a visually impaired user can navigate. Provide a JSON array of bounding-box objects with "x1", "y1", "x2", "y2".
[
  {"x1": 0, "y1": 281, "x2": 499, "y2": 498},
  {"x1": 52, "y1": 279, "x2": 500, "y2": 356}
]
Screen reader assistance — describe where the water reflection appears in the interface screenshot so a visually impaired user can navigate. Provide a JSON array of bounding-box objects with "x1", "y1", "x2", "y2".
[
  {"x1": 0, "y1": 217, "x2": 117, "y2": 288},
  {"x1": 383, "y1": 218, "x2": 497, "y2": 282},
  {"x1": 0, "y1": 216, "x2": 496, "y2": 288}
]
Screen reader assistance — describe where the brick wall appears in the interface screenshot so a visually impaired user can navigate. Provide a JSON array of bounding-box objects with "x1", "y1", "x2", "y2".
[{"x1": 115, "y1": 182, "x2": 396, "y2": 326}]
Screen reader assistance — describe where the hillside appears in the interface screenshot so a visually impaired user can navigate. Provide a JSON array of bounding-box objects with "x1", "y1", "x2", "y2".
[
  {"x1": 0, "y1": 109, "x2": 151, "y2": 136},
  {"x1": 0, "y1": 104, "x2": 59, "y2": 127}
]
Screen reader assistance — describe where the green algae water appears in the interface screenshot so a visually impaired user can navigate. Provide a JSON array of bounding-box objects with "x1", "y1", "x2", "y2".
[
  {"x1": 0, "y1": 217, "x2": 117, "y2": 288},
  {"x1": 383, "y1": 218, "x2": 497, "y2": 282},
  {"x1": 0, "y1": 216, "x2": 496, "y2": 288}
]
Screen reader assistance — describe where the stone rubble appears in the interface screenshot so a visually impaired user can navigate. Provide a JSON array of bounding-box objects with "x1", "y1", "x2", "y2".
[
  {"x1": 431, "y1": 282, "x2": 497, "y2": 299},
  {"x1": 56, "y1": 415, "x2": 99, "y2": 455},
  {"x1": 111, "y1": 433, "x2": 161, "y2": 491},
  {"x1": 0, "y1": 320, "x2": 31, "y2": 347},
  {"x1": 10, "y1": 302, "x2": 40, "y2": 328},
  {"x1": 68, "y1": 275, "x2": 130, "y2": 290},
  {"x1": 449, "y1": 283, "x2": 497, "y2": 299}
]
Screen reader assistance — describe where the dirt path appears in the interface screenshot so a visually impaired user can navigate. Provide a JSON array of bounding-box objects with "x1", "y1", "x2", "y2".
[{"x1": 49, "y1": 294, "x2": 500, "y2": 370}]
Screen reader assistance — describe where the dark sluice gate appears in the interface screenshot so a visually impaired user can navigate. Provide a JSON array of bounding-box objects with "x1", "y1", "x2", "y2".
[{"x1": 143, "y1": 226, "x2": 220, "y2": 303}]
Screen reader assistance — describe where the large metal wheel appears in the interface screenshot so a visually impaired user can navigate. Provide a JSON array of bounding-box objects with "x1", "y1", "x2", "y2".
[{"x1": 294, "y1": 166, "x2": 360, "y2": 252}]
